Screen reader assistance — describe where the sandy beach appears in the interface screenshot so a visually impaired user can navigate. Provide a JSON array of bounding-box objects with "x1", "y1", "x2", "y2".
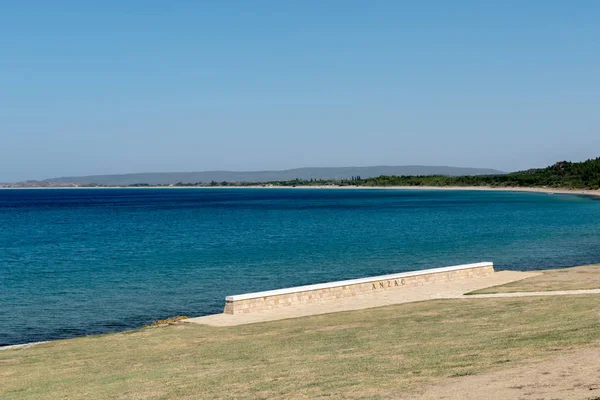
[
  {"x1": 3, "y1": 185, "x2": 600, "y2": 198},
  {"x1": 249, "y1": 185, "x2": 600, "y2": 198},
  {"x1": 368, "y1": 185, "x2": 600, "y2": 197}
]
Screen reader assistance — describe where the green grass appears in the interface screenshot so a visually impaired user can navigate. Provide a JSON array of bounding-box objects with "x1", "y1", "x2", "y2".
[
  {"x1": 468, "y1": 264, "x2": 600, "y2": 294},
  {"x1": 3, "y1": 295, "x2": 600, "y2": 399}
]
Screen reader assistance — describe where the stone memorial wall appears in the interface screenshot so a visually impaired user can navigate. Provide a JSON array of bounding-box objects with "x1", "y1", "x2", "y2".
[{"x1": 224, "y1": 262, "x2": 494, "y2": 314}]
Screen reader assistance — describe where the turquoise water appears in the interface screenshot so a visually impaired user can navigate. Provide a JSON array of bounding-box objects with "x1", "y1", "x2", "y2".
[{"x1": 1, "y1": 188, "x2": 600, "y2": 346}]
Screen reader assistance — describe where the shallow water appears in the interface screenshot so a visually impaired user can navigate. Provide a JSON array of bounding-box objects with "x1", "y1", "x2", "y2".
[{"x1": 1, "y1": 188, "x2": 600, "y2": 346}]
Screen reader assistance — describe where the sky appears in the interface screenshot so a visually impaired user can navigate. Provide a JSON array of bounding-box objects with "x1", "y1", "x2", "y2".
[{"x1": 1, "y1": 1, "x2": 599, "y2": 182}]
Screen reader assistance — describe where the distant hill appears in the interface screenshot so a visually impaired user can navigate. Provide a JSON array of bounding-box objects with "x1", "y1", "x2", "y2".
[{"x1": 38, "y1": 166, "x2": 504, "y2": 186}]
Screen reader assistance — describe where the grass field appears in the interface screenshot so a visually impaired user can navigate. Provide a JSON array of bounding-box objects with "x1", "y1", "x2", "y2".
[
  {"x1": 468, "y1": 264, "x2": 600, "y2": 294},
  {"x1": 3, "y1": 293, "x2": 600, "y2": 399}
]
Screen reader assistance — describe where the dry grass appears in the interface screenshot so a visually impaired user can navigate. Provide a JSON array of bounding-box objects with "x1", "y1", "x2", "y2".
[
  {"x1": 468, "y1": 264, "x2": 600, "y2": 294},
  {"x1": 3, "y1": 295, "x2": 600, "y2": 399}
]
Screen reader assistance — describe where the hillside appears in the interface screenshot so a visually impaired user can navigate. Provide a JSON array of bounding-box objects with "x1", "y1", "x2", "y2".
[
  {"x1": 15, "y1": 166, "x2": 504, "y2": 186},
  {"x1": 6, "y1": 159, "x2": 599, "y2": 189}
]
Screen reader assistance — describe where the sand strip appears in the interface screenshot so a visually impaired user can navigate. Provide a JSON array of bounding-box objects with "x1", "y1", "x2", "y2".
[
  {"x1": 406, "y1": 346, "x2": 600, "y2": 400},
  {"x1": 462, "y1": 288, "x2": 600, "y2": 298},
  {"x1": 3, "y1": 186, "x2": 599, "y2": 198}
]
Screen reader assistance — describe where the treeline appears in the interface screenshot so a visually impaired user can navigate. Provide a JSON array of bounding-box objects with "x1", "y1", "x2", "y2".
[
  {"x1": 125, "y1": 158, "x2": 600, "y2": 190},
  {"x1": 329, "y1": 158, "x2": 600, "y2": 189}
]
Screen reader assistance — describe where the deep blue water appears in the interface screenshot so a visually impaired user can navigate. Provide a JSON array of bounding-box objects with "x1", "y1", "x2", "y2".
[{"x1": 1, "y1": 188, "x2": 600, "y2": 346}]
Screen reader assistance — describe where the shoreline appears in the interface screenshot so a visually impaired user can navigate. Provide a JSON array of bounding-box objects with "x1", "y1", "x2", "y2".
[
  {"x1": 3, "y1": 263, "x2": 597, "y2": 350},
  {"x1": 1, "y1": 185, "x2": 599, "y2": 198},
  {"x1": 0, "y1": 341, "x2": 49, "y2": 351},
  {"x1": 2, "y1": 263, "x2": 597, "y2": 349}
]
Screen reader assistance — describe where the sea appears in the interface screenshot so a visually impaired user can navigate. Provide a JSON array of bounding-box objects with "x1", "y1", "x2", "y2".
[{"x1": 1, "y1": 188, "x2": 600, "y2": 346}]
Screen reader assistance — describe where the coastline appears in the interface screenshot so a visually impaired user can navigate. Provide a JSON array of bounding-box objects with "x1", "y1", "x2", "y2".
[
  {"x1": 2, "y1": 185, "x2": 599, "y2": 198},
  {"x1": 0, "y1": 341, "x2": 48, "y2": 351}
]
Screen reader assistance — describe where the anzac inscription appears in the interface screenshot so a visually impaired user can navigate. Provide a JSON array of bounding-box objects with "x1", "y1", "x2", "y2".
[{"x1": 372, "y1": 279, "x2": 405, "y2": 290}]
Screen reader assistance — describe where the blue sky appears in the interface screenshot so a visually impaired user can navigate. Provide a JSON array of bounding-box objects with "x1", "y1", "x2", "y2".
[{"x1": 1, "y1": 1, "x2": 599, "y2": 181}]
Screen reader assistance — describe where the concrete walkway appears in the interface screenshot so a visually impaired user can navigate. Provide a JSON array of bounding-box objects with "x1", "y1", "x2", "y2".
[
  {"x1": 186, "y1": 271, "x2": 541, "y2": 327},
  {"x1": 462, "y1": 288, "x2": 600, "y2": 299}
]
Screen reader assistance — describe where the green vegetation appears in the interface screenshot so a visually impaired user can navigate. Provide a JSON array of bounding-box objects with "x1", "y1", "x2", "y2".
[
  {"x1": 3, "y1": 295, "x2": 600, "y2": 399},
  {"x1": 143, "y1": 157, "x2": 600, "y2": 189},
  {"x1": 254, "y1": 158, "x2": 600, "y2": 189},
  {"x1": 468, "y1": 264, "x2": 600, "y2": 295},
  {"x1": 354, "y1": 158, "x2": 600, "y2": 189}
]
